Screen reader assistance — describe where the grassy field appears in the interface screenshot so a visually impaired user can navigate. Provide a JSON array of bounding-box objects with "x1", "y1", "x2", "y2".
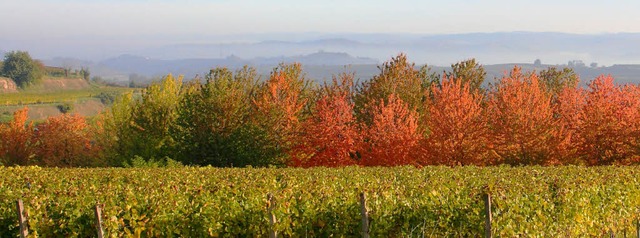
[{"x1": 0, "y1": 77, "x2": 134, "y2": 122}]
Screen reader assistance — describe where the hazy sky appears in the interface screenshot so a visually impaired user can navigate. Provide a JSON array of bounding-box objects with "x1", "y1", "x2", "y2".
[
  {"x1": 2, "y1": 0, "x2": 640, "y2": 39},
  {"x1": 1, "y1": 0, "x2": 640, "y2": 61}
]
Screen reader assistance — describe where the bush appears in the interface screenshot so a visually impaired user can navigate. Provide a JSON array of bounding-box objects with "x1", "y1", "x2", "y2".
[
  {"x1": 56, "y1": 103, "x2": 74, "y2": 114},
  {"x1": 95, "y1": 92, "x2": 117, "y2": 105},
  {"x1": 123, "y1": 155, "x2": 184, "y2": 168}
]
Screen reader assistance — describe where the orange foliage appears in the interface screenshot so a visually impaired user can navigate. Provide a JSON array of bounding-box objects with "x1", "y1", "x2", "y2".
[
  {"x1": 0, "y1": 108, "x2": 34, "y2": 165},
  {"x1": 487, "y1": 67, "x2": 558, "y2": 165},
  {"x1": 553, "y1": 86, "x2": 585, "y2": 163},
  {"x1": 577, "y1": 75, "x2": 640, "y2": 165},
  {"x1": 34, "y1": 114, "x2": 100, "y2": 167},
  {"x1": 253, "y1": 64, "x2": 308, "y2": 132},
  {"x1": 291, "y1": 74, "x2": 359, "y2": 167},
  {"x1": 423, "y1": 76, "x2": 488, "y2": 166},
  {"x1": 360, "y1": 94, "x2": 422, "y2": 166}
]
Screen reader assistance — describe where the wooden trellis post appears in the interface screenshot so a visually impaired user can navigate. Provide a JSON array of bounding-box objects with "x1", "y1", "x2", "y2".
[
  {"x1": 267, "y1": 193, "x2": 277, "y2": 238},
  {"x1": 484, "y1": 193, "x2": 492, "y2": 238},
  {"x1": 94, "y1": 203, "x2": 105, "y2": 238},
  {"x1": 360, "y1": 192, "x2": 370, "y2": 238},
  {"x1": 16, "y1": 199, "x2": 28, "y2": 238}
]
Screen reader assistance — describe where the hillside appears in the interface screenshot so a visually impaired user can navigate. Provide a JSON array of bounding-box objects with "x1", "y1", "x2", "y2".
[
  {"x1": 0, "y1": 77, "x2": 17, "y2": 93},
  {"x1": 0, "y1": 77, "x2": 132, "y2": 122}
]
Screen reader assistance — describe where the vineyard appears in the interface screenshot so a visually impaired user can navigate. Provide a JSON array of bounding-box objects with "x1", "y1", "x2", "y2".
[{"x1": 1, "y1": 166, "x2": 640, "y2": 236}]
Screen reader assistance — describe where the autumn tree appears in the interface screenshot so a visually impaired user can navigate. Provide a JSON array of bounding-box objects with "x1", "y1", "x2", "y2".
[
  {"x1": 0, "y1": 108, "x2": 34, "y2": 165},
  {"x1": 290, "y1": 73, "x2": 359, "y2": 167},
  {"x1": 360, "y1": 94, "x2": 422, "y2": 166},
  {"x1": 423, "y1": 76, "x2": 488, "y2": 166},
  {"x1": 551, "y1": 85, "x2": 585, "y2": 164},
  {"x1": 486, "y1": 67, "x2": 558, "y2": 165},
  {"x1": 577, "y1": 75, "x2": 640, "y2": 165},
  {"x1": 34, "y1": 114, "x2": 101, "y2": 167},
  {"x1": 354, "y1": 54, "x2": 437, "y2": 126},
  {"x1": 446, "y1": 58, "x2": 486, "y2": 93},
  {"x1": 173, "y1": 66, "x2": 279, "y2": 167},
  {"x1": 252, "y1": 63, "x2": 314, "y2": 165}
]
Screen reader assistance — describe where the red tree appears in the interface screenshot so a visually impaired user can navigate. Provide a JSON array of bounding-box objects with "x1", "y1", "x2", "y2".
[
  {"x1": 290, "y1": 74, "x2": 359, "y2": 167},
  {"x1": 360, "y1": 94, "x2": 422, "y2": 166},
  {"x1": 423, "y1": 76, "x2": 488, "y2": 166}
]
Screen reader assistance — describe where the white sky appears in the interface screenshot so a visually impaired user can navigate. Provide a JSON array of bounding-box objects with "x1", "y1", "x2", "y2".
[
  {"x1": 1, "y1": 0, "x2": 639, "y2": 39},
  {"x1": 1, "y1": 0, "x2": 640, "y2": 62}
]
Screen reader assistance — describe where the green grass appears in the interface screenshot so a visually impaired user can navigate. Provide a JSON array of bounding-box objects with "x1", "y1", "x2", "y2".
[{"x1": 0, "y1": 86, "x2": 133, "y2": 106}]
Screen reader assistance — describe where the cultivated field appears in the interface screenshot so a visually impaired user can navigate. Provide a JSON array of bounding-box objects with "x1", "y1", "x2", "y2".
[{"x1": 1, "y1": 166, "x2": 639, "y2": 237}]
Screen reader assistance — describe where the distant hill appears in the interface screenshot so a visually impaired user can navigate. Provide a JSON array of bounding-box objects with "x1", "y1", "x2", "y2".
[
  {"x1": 94, "y1": 51, "x2": 378, "y2": 80},
  {"x1": 127, "y1": 32, "x2": 640, "y2": 67},
  {"x1": 35, "y1": 32, "x2": 640, "y2": 84}
]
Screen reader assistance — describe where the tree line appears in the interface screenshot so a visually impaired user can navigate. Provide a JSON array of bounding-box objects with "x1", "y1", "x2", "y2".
[
  {"x1": 1, "y1": 51, "x2": 92, "y2": 88},
  {"x1": 1, "y1": 54, "x2": 639, "y2": 167}
]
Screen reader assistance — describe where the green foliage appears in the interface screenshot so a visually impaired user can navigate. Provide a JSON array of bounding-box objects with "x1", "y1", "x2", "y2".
[
  {"x1": 79, "y1": 67, "x2": 90, "y2": 81},
  {"x1": 95, "y1": 91, "x2": 117, "y2": 105},
  {"x1": 123, "y1": 155, "x2": 184, "y2": 168},
  {"x1": 539, "y1": 66, "x2": 579, "y2": 98},
  {"x1": 1, "y1": 51, "x2": 44, "y2": 88},
  {"x1": 100, "y1": 74, "x2": 183, "y2": 166},
  {"x1": 98, "y1": 92, "x2": 135, "y2": 166},
  {"x1": 0, "y1": 166, "x2": 639, "y2": 236},
  {"x1": 0, "y1": 87, "x2": 133, "y2": 106},
  {"x1": 173, "y1": 67, "x2": 282, "y2": 167},
  {"x1": 354, "y1": 54, "x2": 435, "y2": 124},
  {"x1": 446, "y1": 58, "x2": 486, "y2": 92},
  {"x1": 56, "y1": 102, "x2": 74, "y2": 113}
]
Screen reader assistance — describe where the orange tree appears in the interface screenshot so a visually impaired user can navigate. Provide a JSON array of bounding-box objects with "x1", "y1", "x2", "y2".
[
  {"x1": 0, "y1": 108, "x2": 34, "y2": 165},
  {"x1": 360, "y1": 94, "x2": 422, "y2": 166},
  {"x1": 577, "y1": 75, "x2": 640, "y2": 165},
  {"x1": 34, "y1": 114, "x2": 102, "y2": 167},
  {"x1": 423, "y1": 76, "x2": 488, "y2": 166},
  {"x1": 290, "y1": 73, "x2": 360, "y2": 167},
  {"x1": 252, "y1": 63, "x2": 314, "y2": 166},
  {"x1": 486, "y1": 67, "x2": 558, "y2": 165}
]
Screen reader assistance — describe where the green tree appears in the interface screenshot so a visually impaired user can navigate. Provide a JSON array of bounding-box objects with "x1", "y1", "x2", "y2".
[
  {"x1": 538, "y1": 66, "x2": 579, "y2": 99},
  {"x1": 354, "y1": 54, "x2": 437, "y2": 126},
  {"x1": 1, "y1": 51, "x2": 44, "y2": 88},
  {"x1": 99, "y1": 74, "x2": 183, "y2": 166},
  {"x1": 446, "y1": 58, "x2": 486, "y2": 92},
  {"x1": 79, "y1": 67, "x2": 90, "y2": 81},
  {"x1": 173, "y1": 66, "x2": 280, "y2": 166}
]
